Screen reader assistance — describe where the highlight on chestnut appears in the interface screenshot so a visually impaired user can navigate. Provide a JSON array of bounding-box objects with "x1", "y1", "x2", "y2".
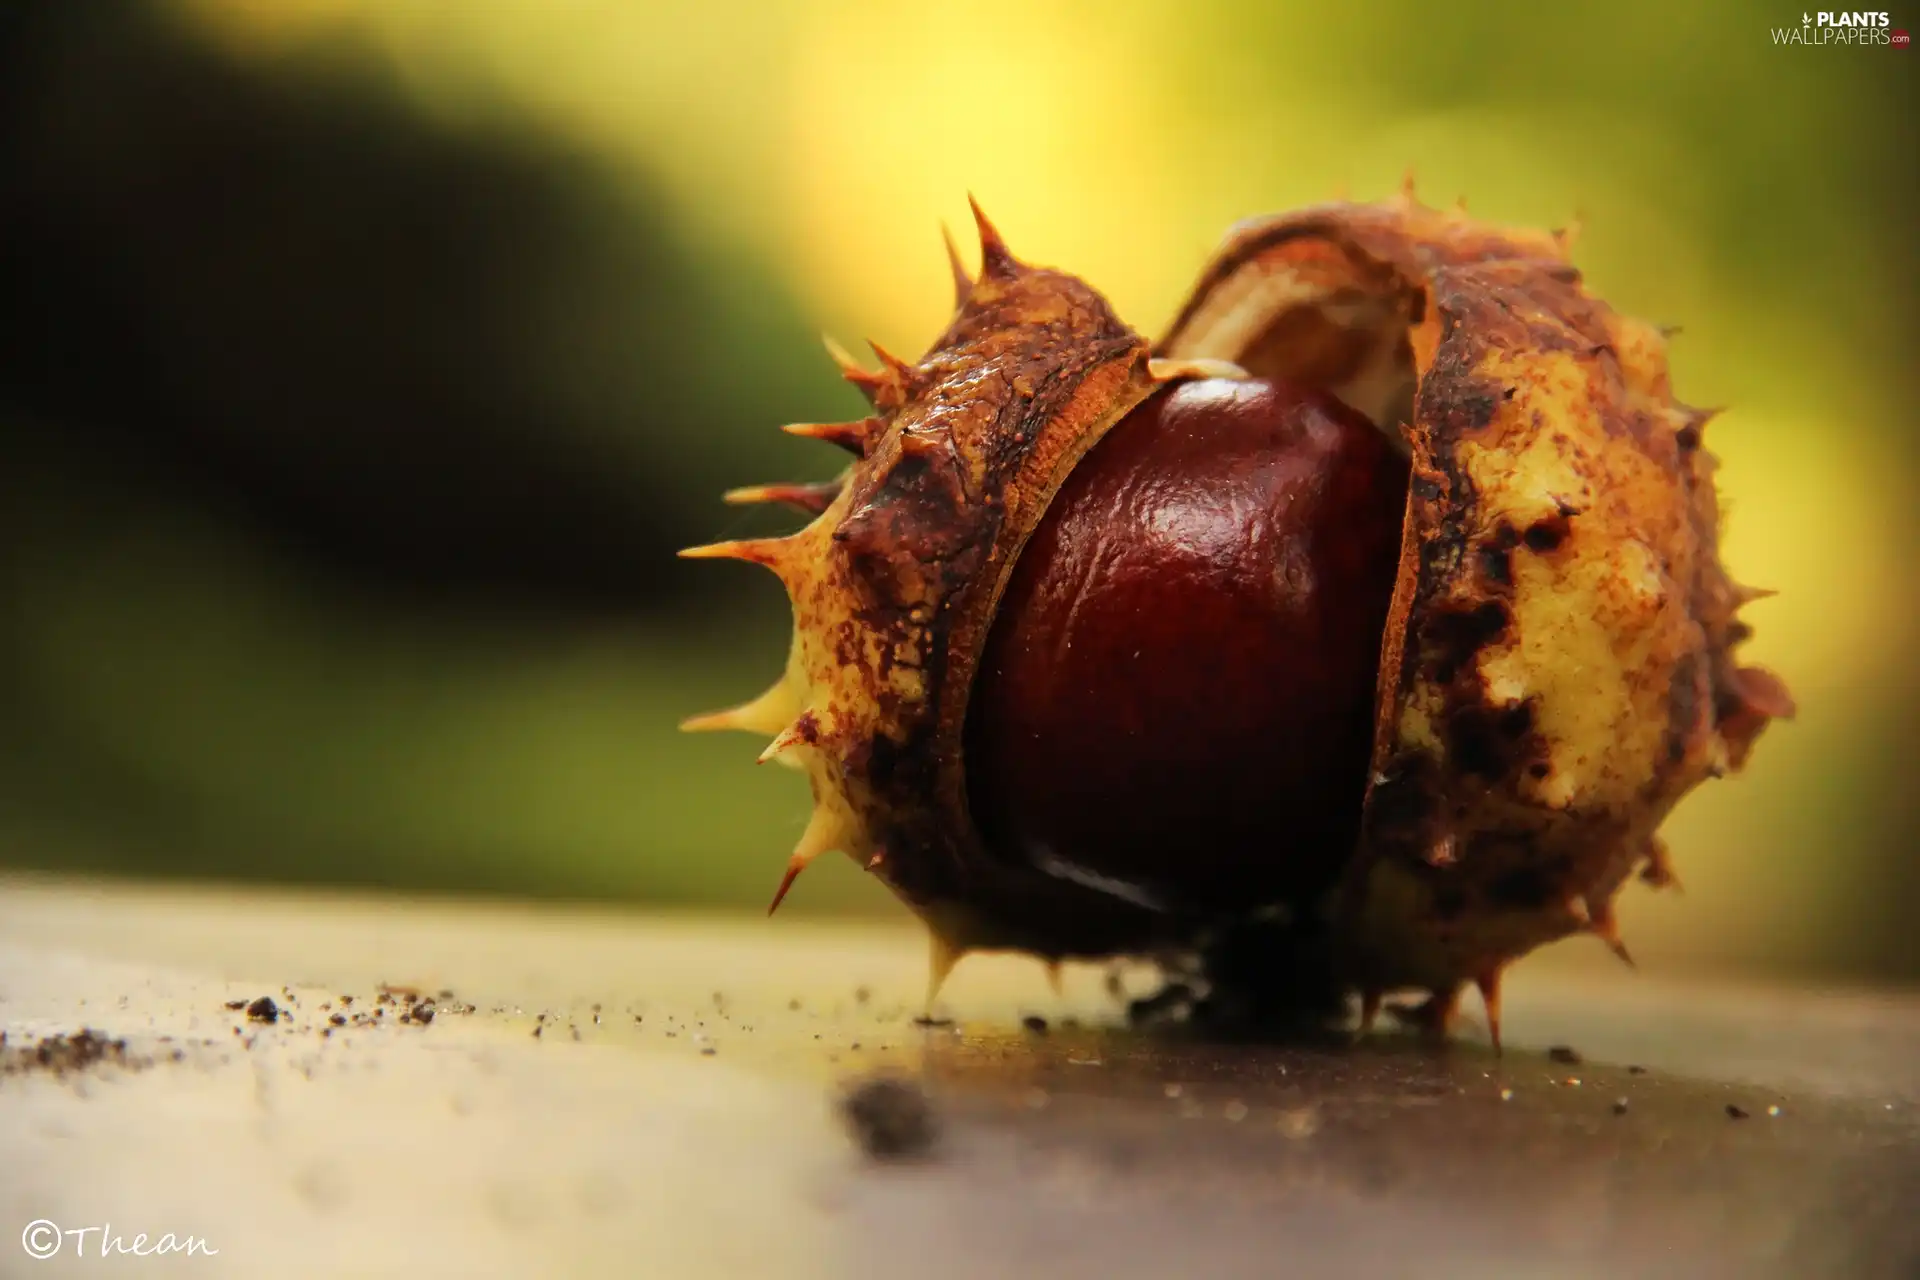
[{"x1": 680, "y1": 185, "x2": 1792, "y2": 1048}]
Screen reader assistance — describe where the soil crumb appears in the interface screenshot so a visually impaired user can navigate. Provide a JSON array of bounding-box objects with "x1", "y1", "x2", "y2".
[
  {"x1": 839, "y1": 1073, "x2": 939, "y2": 1161},
  {"x1": 245, "y1": 996, "x2": 281, "y2": 1023},
  {"x1": 2, "y1": 1029, "x2": 143, "y2": 1079}
]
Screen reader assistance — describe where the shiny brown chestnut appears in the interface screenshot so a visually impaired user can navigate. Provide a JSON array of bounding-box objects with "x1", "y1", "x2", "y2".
[
  {"x1": 968, "y1": 376, "x2": 1408, "y2": 917},
  {"x1": 682, "y1": 193, "x2": 1791, "y2": 1048}
]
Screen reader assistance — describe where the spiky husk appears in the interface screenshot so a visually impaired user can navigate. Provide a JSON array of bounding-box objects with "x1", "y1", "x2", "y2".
[
  {"x1": 689, "y1": 191, "x2": 1791, "y2": 1038},
  {"x1": 685, "y1": 205, "x2": 1227, "y2": 990},
  {"x1": 1160, "y1": 190, "x2": 1792, "y2": 1037}
]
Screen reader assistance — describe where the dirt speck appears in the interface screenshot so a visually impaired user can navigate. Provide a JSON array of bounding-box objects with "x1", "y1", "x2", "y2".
[
  {"x1": 1022, "y1": 1015, "x2": 1049, "y2": 1035},
  {"x1": 1547, "y1": 1045, "x2": 1583, "y2": 1065},
  {"x1": 839, "y1": 1074, "x2": 938, "y2": 1160},
  {"x1": 1726, "y1": 1103, "x2": 1751, "y2": 1120},
  {"x1": 223, "y1": 999, "x2": 248, "y2": 1011},
  {"x1": 245, "y1": 996, "x2": 281, "y2": 1024},
  {"x1": 1612, "y1": 1097, "x2": 1630, "y2": 1116},
  {"x1": 0, "y1": 1028, "x2": 204, "y2": 1074},
  {"x1": 3, "y1": 1029, "x2": 142, "y2": 1079}
]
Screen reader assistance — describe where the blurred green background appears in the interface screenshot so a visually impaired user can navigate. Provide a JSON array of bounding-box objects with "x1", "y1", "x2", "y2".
[{"x1": 0, "y1": 0, "x2": 1913, "y2": 983}]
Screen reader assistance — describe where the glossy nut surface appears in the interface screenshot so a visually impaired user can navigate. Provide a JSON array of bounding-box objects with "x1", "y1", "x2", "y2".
[{"x1": 966, "y1": 376, "x2": 1410, "y2": 914}]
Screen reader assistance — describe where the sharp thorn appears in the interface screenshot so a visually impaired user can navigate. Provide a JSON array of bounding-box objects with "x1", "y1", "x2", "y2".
[
  {"x1": 927, "y1": 929, "x2": 966, "y2": 1013},
  {"x1": 755, "y1": 711, "x2": 819, "y2": 766},
  {"x1": 680, "y1": 709, "x2": 742, "y2": 734},
  {"x1": 722, "y1": 480, "x2": 842, "y2": 515},
  {"x1": 767, "y1": 806, "x2": 845, "y2": 916},
  {"x1": 820, "y1": 338, "x2": 893, "y2": 408},
  {"x1": 677, "y1": 537, "x2": 794, "y2": 574},
  {"x1": 1044, "y1": 960, "x2": 1064, "y2": 998},
  {"x1": 1732, "y1": 583, "x2": 1779, "y2": 607},
  {"x1": 1474, "y1": 970, "x2": 1504, "y2": 1055},
  {"x1": 941, "y1": 222, "x2": 973, "y2": 309},
  {"x1": 779, "y1": 418, "x2": 876, "y2": 455},
  {"x1": 867, "y1": 338, "x2": 912, "y2": 375},
  {"x1": 1399, "y1": 167, "x2": 1418, "y2": 203},
  {"x1": 766, "y1": 858, "x2": 805, "y2": 916},
  {"x1": 967, "y1": 193, "x2": 1017, "y2": 278},
  {"x1": 866, "y1": 339, "x2": 917, "y2": 393},
  {"x1": 680, "y1": 681, "x2": 798, "y2": 736},
  {"x1": 1587, "y1": 899, "x2": 1637, "y2": 970},
  {"x1": 821, "y1": 333, "x2": 864, "y2": 377}
]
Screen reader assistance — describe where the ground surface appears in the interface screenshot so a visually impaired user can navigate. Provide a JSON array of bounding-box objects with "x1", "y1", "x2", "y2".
[{"x1": 0, "y1": 874, "x2": 1915, "y2": 1279}]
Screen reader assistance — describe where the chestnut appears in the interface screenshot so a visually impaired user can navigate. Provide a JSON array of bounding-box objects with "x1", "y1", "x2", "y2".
[
  {"x1": 968, "y1": 375, "x2": 1408, "y2": 919},
  {"x1": 683, "y1": 193, "x2": 1791, "y2": 1047}
]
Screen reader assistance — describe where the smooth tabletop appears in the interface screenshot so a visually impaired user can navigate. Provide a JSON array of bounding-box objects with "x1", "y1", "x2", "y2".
[{"x1": 1, "y1": 876, "x2": 1914, "y2": 1279}]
